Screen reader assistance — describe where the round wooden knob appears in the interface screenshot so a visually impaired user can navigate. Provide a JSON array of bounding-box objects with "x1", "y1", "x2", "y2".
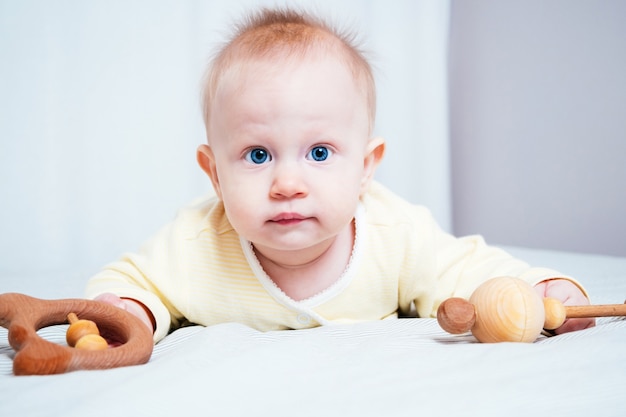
[
  {"x1": 0, "y1": 293, "x2": 153, "y2": 375},
  {"x1": 436, "y1": 297, "x2": 476, "y2": 334}
]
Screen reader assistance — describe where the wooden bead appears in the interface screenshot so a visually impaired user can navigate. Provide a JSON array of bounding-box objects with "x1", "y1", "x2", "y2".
[
  {"x1": 74, "y1": 333, "x2": 108, "y2": 351},
  {"x1": 66, "y1": 312, "x2": 108, "y2": 350},
  {"x1": 469, "y1": 277, "x2": 544, "y2": 343},
  {"x1": 543, "y1": 297, "x2": 567, "y2": 330}
]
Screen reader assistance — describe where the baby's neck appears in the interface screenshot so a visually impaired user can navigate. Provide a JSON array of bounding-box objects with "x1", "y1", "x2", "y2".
[{"x1": 254, "y1": 221, "x2": 355, "y2": 301}]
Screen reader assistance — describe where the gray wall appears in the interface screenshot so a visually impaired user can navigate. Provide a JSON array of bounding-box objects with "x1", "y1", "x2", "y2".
[{"x1": 449, "y1": 1, "x2": 626, "y2": 256}]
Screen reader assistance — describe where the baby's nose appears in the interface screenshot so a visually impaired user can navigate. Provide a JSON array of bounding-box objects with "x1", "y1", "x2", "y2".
[{"x1": 269, "y1": 165, "x2": 308, "y2": 199}]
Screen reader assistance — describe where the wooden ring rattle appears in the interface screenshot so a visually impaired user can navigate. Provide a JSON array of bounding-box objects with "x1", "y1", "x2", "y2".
[
  {"x1": 0, "y1": 293, "x2": 153, "y2": 375},
  {"x1": 437, "y1": 276, "x2": 626, "y2": 343}
]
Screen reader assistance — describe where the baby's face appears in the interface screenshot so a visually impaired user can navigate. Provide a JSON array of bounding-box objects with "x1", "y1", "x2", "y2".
[{"x1": 205, "y1": 54, "x2": 374, "y2": 257}]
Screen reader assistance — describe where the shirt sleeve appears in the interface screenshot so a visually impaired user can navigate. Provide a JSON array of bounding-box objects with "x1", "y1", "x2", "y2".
[
  {"x1": 85, "y1": 221, "x2": 186, "y2": 343},
  {"x1": 401, "y1": 206, "x2": 587, "y2": 319}
]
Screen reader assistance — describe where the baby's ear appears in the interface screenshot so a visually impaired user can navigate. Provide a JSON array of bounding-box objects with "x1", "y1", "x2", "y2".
[
  {"x1": 197, "y1": 144, "x2": 222, "y2": 198},
  {"x1": 361, "y1": 137, "x2": 386, "y2": 193}
]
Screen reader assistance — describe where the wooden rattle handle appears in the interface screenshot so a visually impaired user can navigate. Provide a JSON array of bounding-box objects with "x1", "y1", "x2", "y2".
[
  {"x1": 565, "y1": 303, "x2": 626, "y2": 318},
  {"x1": 0, "y1": 293, "x2": 153, "y2": 375},
  {"x1": 543, "y1": 297, "x2": 626, "y2": 330}
]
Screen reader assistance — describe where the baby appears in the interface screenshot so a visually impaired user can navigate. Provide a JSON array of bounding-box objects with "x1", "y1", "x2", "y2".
[{"x1": 87, "y1": 7, "x2": 593, "y2": 343}]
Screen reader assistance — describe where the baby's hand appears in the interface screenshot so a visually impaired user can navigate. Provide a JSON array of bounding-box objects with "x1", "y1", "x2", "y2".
[
  {"x1": 534, "y1": 279, "x2": 595, "y2": 334},
  {"x1": 94, "y1": 293, "x2": 155, "y2": 337}
]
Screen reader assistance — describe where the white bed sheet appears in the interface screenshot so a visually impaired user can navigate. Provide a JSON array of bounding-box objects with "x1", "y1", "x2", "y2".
[{"x1": 1, "y1": 246, "x2": 625, "y2": 416}]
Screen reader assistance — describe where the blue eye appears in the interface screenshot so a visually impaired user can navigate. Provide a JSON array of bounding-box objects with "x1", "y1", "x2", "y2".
[
  {"x1": 307, "y1": 146, "x2": 331, "y2": 162},
  {"x1": 245, "y1": 148, "x2": 271, "y2": 164}
]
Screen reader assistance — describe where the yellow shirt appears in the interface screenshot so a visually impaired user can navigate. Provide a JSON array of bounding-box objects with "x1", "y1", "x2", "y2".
[{"x1": 86, "y1": 182, "x2": 571, "y2": 342}]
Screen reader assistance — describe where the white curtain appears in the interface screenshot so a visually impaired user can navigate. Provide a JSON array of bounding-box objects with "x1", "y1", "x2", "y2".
[{"x1": 0, "y1": 0, "x2": 450, "y2": 278}]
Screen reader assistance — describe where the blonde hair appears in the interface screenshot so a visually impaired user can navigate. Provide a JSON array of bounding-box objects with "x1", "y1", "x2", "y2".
[{"x1": 201, "y1": 7, "x2": 376, "y2": 138}]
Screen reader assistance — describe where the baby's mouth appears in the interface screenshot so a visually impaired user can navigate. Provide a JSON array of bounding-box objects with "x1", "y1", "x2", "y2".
[{"x1": 270, "y1": 213, "x2": 308, "y2": 225}]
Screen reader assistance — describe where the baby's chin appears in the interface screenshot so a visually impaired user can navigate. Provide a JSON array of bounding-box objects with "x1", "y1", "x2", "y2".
[
  {"x1": 251, "y1": 236, "x2": 339, "y2": 259},
  {"x1": 252, "y1": 240, "x2": 327, "y2": 255}
]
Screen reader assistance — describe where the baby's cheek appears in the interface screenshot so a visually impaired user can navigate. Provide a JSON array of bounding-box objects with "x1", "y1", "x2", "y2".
[{"x1": 222, "y1": 199, "x2": 261, "y2": 238}]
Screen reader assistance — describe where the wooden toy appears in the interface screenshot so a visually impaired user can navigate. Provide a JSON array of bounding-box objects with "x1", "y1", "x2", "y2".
[
  {"x1": 437, "y1": 276, "x2": 626, "y2": 343},
  {"x1": 66, "y1": 312, "x2": 108, "y2": 350},
  {"x1": 0, "y1": 293, "x2": 153, "y2": 375}
]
